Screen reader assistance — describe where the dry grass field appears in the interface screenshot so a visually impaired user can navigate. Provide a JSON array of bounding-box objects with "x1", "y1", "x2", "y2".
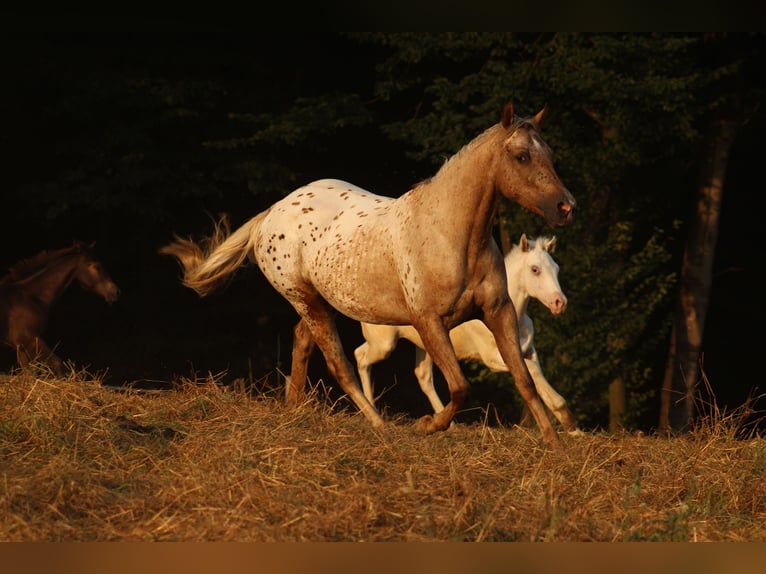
[{"x1": 1, "y1": 367, "x2": 764, "y2": 543}]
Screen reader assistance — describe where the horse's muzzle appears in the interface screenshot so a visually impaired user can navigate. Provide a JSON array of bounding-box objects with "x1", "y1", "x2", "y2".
[{"x1": 104, "y1": 284, "x2": 121, "y2": 304}]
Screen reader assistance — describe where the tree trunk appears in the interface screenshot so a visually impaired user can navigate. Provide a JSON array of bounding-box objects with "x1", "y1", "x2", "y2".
[
  {"x1": 658, "y1": 118, "x2": 738, "y2": 433},
  {"x1": 609, "y1": 377, "x2": 626, "y2": 432}
]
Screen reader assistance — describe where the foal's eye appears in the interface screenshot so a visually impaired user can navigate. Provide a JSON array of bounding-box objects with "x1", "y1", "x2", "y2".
[
  {"x1": 516, "y1": 151, "x2": 530, "y2": 163},
  {"x1": 531, "y1": 266, "x2": 540, "y2": 275}
]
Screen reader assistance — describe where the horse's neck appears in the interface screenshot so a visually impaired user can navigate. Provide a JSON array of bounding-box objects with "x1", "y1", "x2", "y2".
[
  {"x1": 18, "y1": 255, "x2": 78, "y2": 307},
  {"x1": 407, "y1": 126, "x2": 502, "y2": 254},
  {"x1": 505, "y1": 252, "x2": 529, "y2": 319}
]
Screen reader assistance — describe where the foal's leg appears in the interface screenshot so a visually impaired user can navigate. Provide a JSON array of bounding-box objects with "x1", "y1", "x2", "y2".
[
  {"x1": 296, "y1": 301, "x2": 384, "y2": 429},
  {"x1": 411, "y1": 316, "x2": 470, "y2": 433},
  {"x1": 524, "y1": 348, "x2": 580, "y2": 434},
  {"x1": 354, "y1": 324, "x2": 399, "y2": 405},
  {"x1": 483, "y1": 306, "x2": 561, "y2": 449},
  {"x1": 286, "y1": 318, "x2": 315, "y2": 407},
  {"x1": 412, "y1": 348, "x2": 446, "y2": 413}
]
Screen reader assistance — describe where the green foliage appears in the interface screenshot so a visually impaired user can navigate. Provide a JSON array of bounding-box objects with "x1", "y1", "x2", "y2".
[
  {"x1": 211, "y1": 93, "x2": 371, "y2": 150},
  {"x1": 348, "y1": 32, "x2": 751, "y2": 429},
  {"x1": 534, "y1": 222, "x2": 679, "y2": 429}
]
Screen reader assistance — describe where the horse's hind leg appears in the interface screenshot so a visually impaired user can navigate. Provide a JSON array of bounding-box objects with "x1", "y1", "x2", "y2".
[
  {"x1": 286, "y1": 318, "x2": 315, "y2": 407},
  {"x1": 296, "y1": 301, "x2": 384, "y2": 429}
]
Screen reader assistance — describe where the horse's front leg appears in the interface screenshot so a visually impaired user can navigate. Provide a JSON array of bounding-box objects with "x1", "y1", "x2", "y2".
[
  {"x1": 411, "y1": 316, "x2": 469, "y2": 433},
  {"x1": 17, "y1": 336, "x2": 64, "y2": 377},
  {"x1": 484, "y1": 305, "x2": 562, "y2": 449}
]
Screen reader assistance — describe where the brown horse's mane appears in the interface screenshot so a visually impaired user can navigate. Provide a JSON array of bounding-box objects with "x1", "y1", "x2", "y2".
[
  {"x1": 414, "y1": 115, "x2": 539, "y2": 190},
  {"x1": 0, "y1": 242, "x2": 91, "y2": 284}
]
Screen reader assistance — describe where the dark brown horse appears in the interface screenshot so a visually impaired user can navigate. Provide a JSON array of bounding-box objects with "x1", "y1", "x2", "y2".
[{"x1": 0, "y1": 242, "x2": 120, "y2": 375}]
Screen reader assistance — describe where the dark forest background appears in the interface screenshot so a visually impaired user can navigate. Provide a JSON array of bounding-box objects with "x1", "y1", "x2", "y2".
[{"x1": 1, "y1": 32, "x2": 764, "y2": 433}]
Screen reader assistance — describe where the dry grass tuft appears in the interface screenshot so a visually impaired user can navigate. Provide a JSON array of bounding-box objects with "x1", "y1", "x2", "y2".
[{"x1": 1, "y1": 367, "x2": 764, "y2": 541}]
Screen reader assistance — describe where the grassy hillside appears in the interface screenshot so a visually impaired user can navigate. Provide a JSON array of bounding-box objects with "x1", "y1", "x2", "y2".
[{"x1": 1, "y1": 367, "x2": 764, "y2": 542}]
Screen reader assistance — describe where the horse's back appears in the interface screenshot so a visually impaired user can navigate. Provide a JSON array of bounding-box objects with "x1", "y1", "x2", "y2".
[
  {"x1": 307, "y1": 178, "x2": 377, "y2": 196},
  {"x1": 255, "y1": 179, "x2": 409, "y2": 323}
]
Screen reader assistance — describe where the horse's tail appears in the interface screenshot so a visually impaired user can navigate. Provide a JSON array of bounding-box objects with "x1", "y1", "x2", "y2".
[{"x1": 160, "y1": 211, "x2": 268, "y2": 297}]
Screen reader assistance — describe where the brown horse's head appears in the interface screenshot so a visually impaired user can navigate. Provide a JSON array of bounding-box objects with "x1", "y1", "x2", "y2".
[
  {"x1": 73, "y1": 242, "x2": 121, "y2": 304},
  {"x1": 496, "y1": 103, "x2": 575, "y2": 228}
]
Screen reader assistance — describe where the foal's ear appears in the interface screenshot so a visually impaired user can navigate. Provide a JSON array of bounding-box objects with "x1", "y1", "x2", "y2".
[
  {"x1": 501, "y1": 102, "x2": 515, "y2": 128},
  {"x1": 519, "y1": 233, "x2": 529, "y2": 252},
  {"x1": 545, "y1": 236, "x2": 557, "y2": 254},
  {"x1": 533, "y1": 104, "x2": 547, "y2": 126}
]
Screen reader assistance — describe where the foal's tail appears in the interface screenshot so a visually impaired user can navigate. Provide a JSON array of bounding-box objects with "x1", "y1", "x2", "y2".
[{"x1": 159, "y1": 211, "x2": 268, "y2": 297}]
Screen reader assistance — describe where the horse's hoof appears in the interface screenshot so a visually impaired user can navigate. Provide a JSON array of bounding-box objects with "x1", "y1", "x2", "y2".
[{"x1": 416, "y1": 415, "x2": 435, "y2": 434}]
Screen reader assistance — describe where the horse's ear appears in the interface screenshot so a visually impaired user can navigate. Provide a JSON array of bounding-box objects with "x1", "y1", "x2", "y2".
[
  {"x1": 546, "y1": 236, "x2": 557, "y2": 254},
  {"x1": 519, "y1": 233, "x2": 529, "y2": 252},
  {"x1": 533, "y1": 104, "x2": 547, "y2": 126},
  {"x1": 501, "y1": 102, "x2": 515, "y2": 128}
]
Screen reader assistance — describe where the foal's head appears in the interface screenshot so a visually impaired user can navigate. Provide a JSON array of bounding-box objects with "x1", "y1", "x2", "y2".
[
  {"x1": 72, "y1": 242, "x2": 121, "y2": 304},
  {"x1": 496, "y1": 103, "x2": 576, "y2": 228},
  {"x1": 506, "y1": 234, "x2": 567, "y2": 316}
]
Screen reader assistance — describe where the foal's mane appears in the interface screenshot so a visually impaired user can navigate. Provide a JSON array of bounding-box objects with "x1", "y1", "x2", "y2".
[
  {"x1": 522, "y1": 235, "x2": 553, "y2": 250},
  {"x1": 1, "y1": 242, "x2": 91, "y2": 284}
]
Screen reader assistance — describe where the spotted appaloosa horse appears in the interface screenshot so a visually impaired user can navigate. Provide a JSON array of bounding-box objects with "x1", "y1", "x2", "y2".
[
  {"x1": 355, "y1": 234, "x2": 581, "y2": 434},
  {"x1": 160, "y1": 102, "x2": 575, "y2": 448},
  {"x1": 0, "y1": 242, "x2": 120, "y2": 375}
]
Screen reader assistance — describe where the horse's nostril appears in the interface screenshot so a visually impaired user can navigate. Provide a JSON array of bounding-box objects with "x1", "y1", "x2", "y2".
[{"x1": 558, "y1": 201, "x2": 575, "y2": 220}]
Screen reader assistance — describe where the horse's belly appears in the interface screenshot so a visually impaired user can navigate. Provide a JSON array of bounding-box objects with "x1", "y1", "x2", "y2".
[{"x1": 310, "y1": 248, "x2": 410, "y2": 323}]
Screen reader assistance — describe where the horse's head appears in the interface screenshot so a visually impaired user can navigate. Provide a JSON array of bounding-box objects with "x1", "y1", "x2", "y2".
[
  {"x1": 506, "y1": 234, "x2": 567, "y2": 316},
  {"x1": 73, "y1": 242, "x2": 121, "y2": 304},
  {"x1": 497, "y1": 103, "x2": 576, "y2": 228}
]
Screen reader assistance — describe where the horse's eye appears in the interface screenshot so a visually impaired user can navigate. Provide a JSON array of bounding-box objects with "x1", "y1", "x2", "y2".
[
  {"x1": 516, "y1": 151, "x2": 530, "y2": 163},
  {"x1": 531, "y1": 265, "x2": 540, "y2": 275}
]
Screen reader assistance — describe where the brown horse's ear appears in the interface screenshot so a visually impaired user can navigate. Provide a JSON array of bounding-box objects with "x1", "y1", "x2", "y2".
[
  {"x1": 533, "y1": 104, "x2": 547, "y2": 125},
  {"x1": 519, "y1": 233, "x2": 529, "y2": 252},
  {"x1": 501, "y1": 102, "x2": 515, "y2": 128}
]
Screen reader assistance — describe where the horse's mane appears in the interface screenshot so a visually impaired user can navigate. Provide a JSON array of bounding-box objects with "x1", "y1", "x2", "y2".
[
  {"x1": 0, "y1": 242, "x2": 90, "y2": 284},
  {"x1": 423, "y1": 115, "x2": 539, "y2": 188}
]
